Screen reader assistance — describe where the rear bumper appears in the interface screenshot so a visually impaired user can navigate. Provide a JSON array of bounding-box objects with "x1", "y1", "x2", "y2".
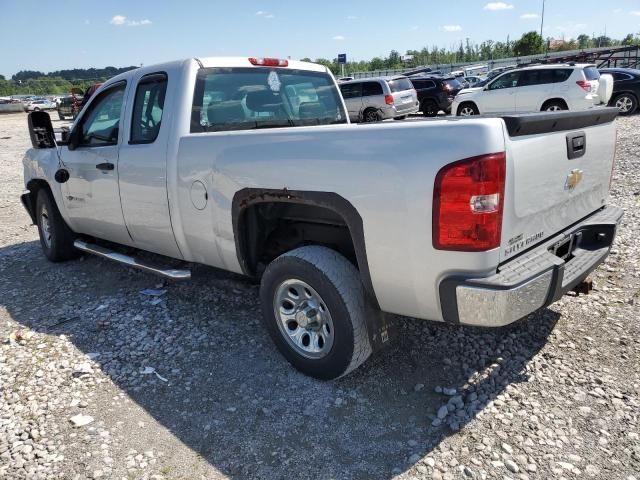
[{"x1": 439, "y1": 206, "x2": 624, "y2": 327}]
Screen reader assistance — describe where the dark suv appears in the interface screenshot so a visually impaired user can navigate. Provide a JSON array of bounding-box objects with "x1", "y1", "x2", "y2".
[
  {"x1": 408, "y1": 75, "x2": 464, "y2": 116},
  {"x1": 600, "y1": 68, "x2": 640, "y2": 115}
]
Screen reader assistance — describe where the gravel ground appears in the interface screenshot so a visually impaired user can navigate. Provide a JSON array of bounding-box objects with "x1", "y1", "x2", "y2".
[{"x1": 0, "y1": 111, "x2": 639, "y2": 480}]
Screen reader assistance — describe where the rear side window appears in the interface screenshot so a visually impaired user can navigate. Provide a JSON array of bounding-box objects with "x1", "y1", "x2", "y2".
[
  {"x1": 552, "y1": 69, "x2": 573, "y2": 83},
  {"x1": 388, "y1": 77, "x2": 414, "y2": 92},
  {"x1": 130, "y1": 73, "x2": 167, "y2": 144},
  {"x1": 412, "y1": 80, "x2": 435, "y2": 89},
  {"x1": 340, "y1": 82, "x2": 362, "y2": 99},
  {"x1": 362, "y1": 82, "x2": 383, "y2": 96},
  {"x1": 192, "y1": 67, "x2": 347, "y2": 133},
  {"x1": 583, "y1": 67, "x2": 600, "y2": 81},
  {"x1": 612, "y1": 72, "x2": 633, "y2": 81}
]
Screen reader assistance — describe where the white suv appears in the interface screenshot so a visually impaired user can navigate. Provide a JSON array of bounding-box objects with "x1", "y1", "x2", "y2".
[{"x1": 453, "y1": 64, "x2": 611, "y2": 116}]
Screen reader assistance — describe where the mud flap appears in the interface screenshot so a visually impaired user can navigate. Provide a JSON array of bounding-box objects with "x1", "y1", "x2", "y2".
[{"x1": 365, "y1": 300, "x2": 396, "y2": 352}]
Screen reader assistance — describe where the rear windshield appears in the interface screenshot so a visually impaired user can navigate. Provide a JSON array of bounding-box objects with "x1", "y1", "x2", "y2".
[
  {"x1": 445, "y1": 79, "x2": 463, "y2": 90},
  {"x1": 191, "y1": 67, "x2": 347, "y2": 133},
  {"x1": 388, "y1": 77, "x2": 414, "y2": 93},
  {"x1": 583, "y1": 66, "x2": 600, "y2": 81}
]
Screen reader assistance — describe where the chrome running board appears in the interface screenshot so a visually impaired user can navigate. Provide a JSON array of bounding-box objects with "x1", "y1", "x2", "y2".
[{"x1": 73, "y1": 240, "x2": 191, "y2": 280}]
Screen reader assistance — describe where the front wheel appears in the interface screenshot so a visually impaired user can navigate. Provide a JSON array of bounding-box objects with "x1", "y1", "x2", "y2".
[
  {"x1": 35, "y1": 189, "x2": 78, "y2": 262},
  {"x1": 613, "y1": 93, "x2": 637, "y2": 115},
  {"x1": 457, "y1": 102, "x2": 479, "y2": 116},
  {"x1": 260, "y1": 246, "x2": 373, "y2": 380}
]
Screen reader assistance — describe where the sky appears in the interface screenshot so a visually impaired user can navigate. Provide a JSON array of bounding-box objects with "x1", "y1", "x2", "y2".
[{"x1": 1, "y1": 0, "x2": 640, "y2": 78}]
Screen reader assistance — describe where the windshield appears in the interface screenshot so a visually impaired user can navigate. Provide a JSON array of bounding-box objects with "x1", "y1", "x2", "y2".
[
  {"x1": 191, "y1": 67, "x2": 347, "y2": 133},
  {"x1": 388, "y1": 77, "x2": 414, "y2": 93}
]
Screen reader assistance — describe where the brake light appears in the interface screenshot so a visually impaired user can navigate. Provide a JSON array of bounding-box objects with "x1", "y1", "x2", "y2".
[
  {"x1": 441, "y1": 83, "x2": 452, "y2": 92},
  {"x1": 248, "y1": 57, "x2": 289, "y2": 67},
  {"x1": 576, "y1": 80, "x2": 590, "y2": 92},
  {"x1": 384, "y1": 94, "x2": 394, "y2": 105},
  {"x1": 433, "y1": 152, "x2": 506, "y2": 251}
]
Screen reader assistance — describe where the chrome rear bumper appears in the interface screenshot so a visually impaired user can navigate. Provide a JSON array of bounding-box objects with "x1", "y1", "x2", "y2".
[{"x1": 439, "y1": 206, "x2": 624, "y2": 327}]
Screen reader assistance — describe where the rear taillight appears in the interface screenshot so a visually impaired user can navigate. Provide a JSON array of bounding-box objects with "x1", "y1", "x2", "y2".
[
  {"x1": 433, "y1": 152, "x2": 506, "y2": 251},
  {"x1": 384, "y1": 94, "x2": 394, "y2": 105},
  {"x1": 441, "y1": 83, "x2": 452, "y2": 92},
  {"x1": 248, "y1": 57, "x2": 289, "y2": 67},
  {"x1": 576, "y1": 80, "x2": 590, "y2": 92}
]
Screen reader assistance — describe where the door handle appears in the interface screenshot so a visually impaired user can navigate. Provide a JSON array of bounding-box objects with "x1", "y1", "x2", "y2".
[{"x1": 96, "y1": 162, "x2": 114, "y2": 171}]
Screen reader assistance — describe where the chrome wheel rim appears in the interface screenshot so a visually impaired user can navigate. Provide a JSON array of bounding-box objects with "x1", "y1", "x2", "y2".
[
  {"x1": 616, "y1": 96, "x2": 633, "y2": 113},
  {"x1": 40, "y1": 206, "x2": 52, "y2": 248},
  {"x1": 460, "y1": 106, "x2": 476, "y2": 116},
  {"x1": 546, "y1": 105, "x2": 562, "y2": 111},
  {"x1": 273, "y1": 279, "x2": 334, "y2": 359}
]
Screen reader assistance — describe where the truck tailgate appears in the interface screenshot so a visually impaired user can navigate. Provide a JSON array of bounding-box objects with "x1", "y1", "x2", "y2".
[{"x1": 500, "y1": 109, "x2": 618, "y2": 262}]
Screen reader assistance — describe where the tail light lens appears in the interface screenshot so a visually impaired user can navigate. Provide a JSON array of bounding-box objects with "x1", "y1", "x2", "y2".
[
  {"x1": 248, "y1": 57, "x2": 289, "y2": 67},
  {"x1": 433, "y1": 152, "x2": 506, "y2": 251},
  {"x1": 441, "y1": 82, "x2": 453, "y2": 92},
  {"x1": 576, "y1": 80, "x2": 590, "y2": 92},
  {"x1": 384, "y1": 94, "x2": 394, "y2": 105}
]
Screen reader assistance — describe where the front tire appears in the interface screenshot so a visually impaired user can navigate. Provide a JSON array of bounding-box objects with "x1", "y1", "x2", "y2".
[
  {"x1": 457, "y1": 102, "x2": 479, "y2": 116},
  {"x1": 260, "y1": 246, "x2": 373, "y2": 380},
  {"x1": 613, "y1": 93, "x2": 637, "y2": 115},
  {"x1": 35, "y1": 189, "x2": 78, "y2": 262},
  {"x1": 422, "y1": 100, "x2": 438, "y2": 117}
]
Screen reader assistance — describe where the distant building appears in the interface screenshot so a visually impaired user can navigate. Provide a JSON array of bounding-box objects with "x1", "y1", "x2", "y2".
[{"x1": 549, "y1": 39, "x2": 566, "y2": 51}]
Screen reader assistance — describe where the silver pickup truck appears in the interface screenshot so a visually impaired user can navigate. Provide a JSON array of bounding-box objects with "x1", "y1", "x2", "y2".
[{"x1": 21, "y1": 57, "x2": 622, "y2": 379}]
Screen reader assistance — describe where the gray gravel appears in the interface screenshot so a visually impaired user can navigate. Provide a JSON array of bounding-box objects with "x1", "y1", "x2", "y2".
[{"x1": 1, "y1": 111, "x2": 639, "y2": 479}]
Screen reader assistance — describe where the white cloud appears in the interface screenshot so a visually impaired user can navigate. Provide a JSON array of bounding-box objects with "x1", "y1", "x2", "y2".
[
  {"x1": 631, "y1": 11, "x2": 640, "y2": 16},
  {"x1": 110, "y1": 15, "x2": 151, "y2": 27},
  {"x1": 84, "y1": 19, "x2": 90, "y2": 25},
  {"x1": 347, "y1": 15, "x2": 357, "y2": 20},
  {"x1": 442, "y1": 25, "x2": 462, "y2": 32},
  {"x1": 332, "y1": 35, "x2": 345, "y2": 40},
  {"x1": 256, "y1": 11, "x2": 275, "y2": 19},
  {"x1": 484, "y1": 2, "x2": 514, "y2": 11},
  {"x1": 110, "y1": 15, "x2": 126, "y2": 25},
  {"x1": 410, "y1": 25, "x2": 419, "y2": 31},
  {"x1": 520, "y1": 13, "x2": 539, "y2": 19}
]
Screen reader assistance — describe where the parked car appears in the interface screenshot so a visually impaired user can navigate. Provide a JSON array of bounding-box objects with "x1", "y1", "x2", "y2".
[
  {"x1": 463, "y1": 76, "x2": 484, "y2": 88},
  {"x1": 24, "y1": 99, "x2": 56, "y2": 112},
  {"x1": 453, "y1": 64, "x2": 611, "y2": 116},
  {"x1": 599, "y1": 67, "x2": 640, "y2": 115},
  {"x1": 339, "y1": 76, "x2": 419, "y2": 122},
  {"x1": 56, "y1": 96, "x2": 78, "y2": 120},
  {"x1": 22, "y1": 56, "x2": 622, "y2": 380},
  {"x1": 337, "y1": 76, "x2": 354, "y2": 82},
  {"x1": 408, "y1": 75, "x2": 464, "y2": 116}
]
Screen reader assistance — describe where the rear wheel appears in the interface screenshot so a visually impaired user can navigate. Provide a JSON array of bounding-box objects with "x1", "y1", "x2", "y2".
[
  {"x1": 35, "y1": 189, "x2": 78, "y2": 262},
  {"x1": 34, "y1": 107, "x2": 40, "y2": 112},
  {"x1": 362, "y1": 108, "x2": 380, "y2": 123},
  {"x1": 613, "y1": 93, "x2": 637, "y2": 115},
  {"x1": 260, "y1": 246, "x2": 373, "y2": 380},
  {"x1": 542, "y1": 100, "x2": 568, "y2": 112},
  {"x1": 422, "y1": 100, "x2": 438, "y2": 117},
  {"x1": 457, "y1": 102, "x2": 479, "y2": 116}
]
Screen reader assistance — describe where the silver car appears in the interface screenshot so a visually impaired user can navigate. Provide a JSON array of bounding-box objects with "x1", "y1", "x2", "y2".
[{"x1": 339, "y1": 76, "x2": 419, "y2": 122}]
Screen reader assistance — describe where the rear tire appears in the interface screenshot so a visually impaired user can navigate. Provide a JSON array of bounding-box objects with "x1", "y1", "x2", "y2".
[
  {"x1": 541, "y1": 100, "x2": 568, "y2": 112},
  {"x1": 457, "y1": 102, "x2": 479, "y2": 116},
  {"x1": 422, "y1": 100, "x2": 438, "y2": 117},
  {"x1": 613, "y1": 93, "x2": 637, "y2": 115},
  {"x1": 35, "y1": 189, "x2": 78, "y2": 262},
  {"x1": 260, "y1": 246, "x2": 373, "y2": 380},
  {"x1": 362, "y1": 108, "x2": 380, "y2": 123}
]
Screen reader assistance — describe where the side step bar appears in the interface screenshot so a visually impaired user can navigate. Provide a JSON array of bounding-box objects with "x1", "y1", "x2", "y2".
[{"x1": 74, "y1": 240, "x2": 191, "y2": 280}]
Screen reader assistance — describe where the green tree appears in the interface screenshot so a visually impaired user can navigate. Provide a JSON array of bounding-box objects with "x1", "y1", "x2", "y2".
[
  {"x1": 577, "y1": 34, "x2": 592, "y2": 49},
  {"x1": 513, "y1": 31, "x2": 544, "y2": 56}
]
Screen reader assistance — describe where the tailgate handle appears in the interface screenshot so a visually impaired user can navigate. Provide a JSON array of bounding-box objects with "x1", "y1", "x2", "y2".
[{"x1": 566, "y1": 132, "x2": 586, "y2": 159}]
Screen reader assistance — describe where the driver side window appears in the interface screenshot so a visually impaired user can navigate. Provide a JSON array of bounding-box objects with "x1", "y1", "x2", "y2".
[
  {"x1": 79, "y1": 83, "x2": 126, "y2": 146},
  {"x1": 488, "y1": 72, "x2": 520, "y2": 90}
]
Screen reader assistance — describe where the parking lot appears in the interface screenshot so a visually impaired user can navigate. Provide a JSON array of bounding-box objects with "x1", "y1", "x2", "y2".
[{"x1": 1, "y1": 111, "x2": 639, "y2": 480}]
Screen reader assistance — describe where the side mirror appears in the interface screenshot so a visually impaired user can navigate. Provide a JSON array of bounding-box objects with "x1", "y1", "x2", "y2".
[{"x1": 27, "y1": 111, "x2": 55, "y2": 149}]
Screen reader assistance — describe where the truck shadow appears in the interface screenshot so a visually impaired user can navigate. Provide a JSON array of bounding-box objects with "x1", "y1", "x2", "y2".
[{"x1": 0, "y1": 240, "x2": 560, "y2": 479}]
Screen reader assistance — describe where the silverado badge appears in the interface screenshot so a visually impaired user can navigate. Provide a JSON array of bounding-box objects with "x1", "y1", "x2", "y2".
[{"x1": 565, "y1": 169, "x2": 584, "y2": 191}]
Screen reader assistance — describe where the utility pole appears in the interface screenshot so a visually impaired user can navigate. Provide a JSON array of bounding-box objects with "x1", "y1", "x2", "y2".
[{"x1": 540, "y1": 0, "x2": 546, "y2": 54}]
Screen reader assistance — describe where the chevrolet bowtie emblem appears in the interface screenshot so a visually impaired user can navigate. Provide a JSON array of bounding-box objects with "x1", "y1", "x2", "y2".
[{"x1": 565, "y1": 169, "x2": 584, "y2": 191}]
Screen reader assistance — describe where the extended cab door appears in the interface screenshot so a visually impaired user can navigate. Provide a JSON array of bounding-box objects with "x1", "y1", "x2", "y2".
[
  {"x1": 61, "y1": 82, "x2": 132, "y2": 246},
  {"x1": 480, "y1": 71, "x2": 520, "y2": 113},
  {"x1": 116, "y1": 72, "x2": 182, "y2": 259}
]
